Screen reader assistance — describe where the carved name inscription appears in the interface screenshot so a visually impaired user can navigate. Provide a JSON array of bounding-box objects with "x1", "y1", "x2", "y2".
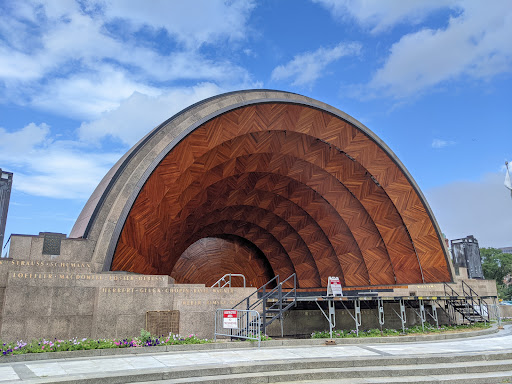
[
  {"x1": 10, "y1": 272, "x2": 166, "y2": 282},
  {"x1": 0, "y1": 260, "x2": 91, "y2": 269},
  {"x1": 99, "y1": 287, "x2": 235, "y2": 294}
]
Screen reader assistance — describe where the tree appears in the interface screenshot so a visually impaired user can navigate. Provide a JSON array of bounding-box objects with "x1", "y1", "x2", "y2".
[{"x1": 480, "y1": 247, "x2": 512, "y2": 300}]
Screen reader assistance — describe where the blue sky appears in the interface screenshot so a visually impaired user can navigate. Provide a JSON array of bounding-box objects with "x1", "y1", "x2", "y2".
[{"x1": 0, "y1": 0, "x2": 511, "y2": 253}]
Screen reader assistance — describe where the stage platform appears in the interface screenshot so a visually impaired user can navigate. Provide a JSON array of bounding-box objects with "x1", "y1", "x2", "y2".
[{"x1": 263, "y1": 292, "x2": 500, "y2": 338}]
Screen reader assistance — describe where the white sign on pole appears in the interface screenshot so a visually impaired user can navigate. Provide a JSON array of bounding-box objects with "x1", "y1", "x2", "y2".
[
  {"x1": 223, "y1": 309, "x2": 238, "y2": 329},
  {"x1": 327, "y1": 276, "x2": 343, "y2": 296}
]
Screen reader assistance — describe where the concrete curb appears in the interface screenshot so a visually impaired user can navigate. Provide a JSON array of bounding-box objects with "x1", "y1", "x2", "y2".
[{"x1": 0, "y1": 325, "x2": 498, "y2": 364}]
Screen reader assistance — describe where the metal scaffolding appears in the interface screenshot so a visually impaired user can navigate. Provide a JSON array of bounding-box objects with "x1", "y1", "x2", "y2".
[{"x1": 268, "y1": 294, "x2": 499, "y2": 336}]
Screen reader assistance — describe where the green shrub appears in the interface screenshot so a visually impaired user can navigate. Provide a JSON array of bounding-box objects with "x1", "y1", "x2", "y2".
[{"x1": 311, "y1": 322, "x2": 490, "y2": 339}]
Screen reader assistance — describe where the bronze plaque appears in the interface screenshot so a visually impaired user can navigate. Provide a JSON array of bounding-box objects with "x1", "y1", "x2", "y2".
[
  {"x1": 146, "y1": 310, "x2": 179, "y2": 336},
  {"x1": 42, "y1": 234, "x2": 63, "y2": 255}
]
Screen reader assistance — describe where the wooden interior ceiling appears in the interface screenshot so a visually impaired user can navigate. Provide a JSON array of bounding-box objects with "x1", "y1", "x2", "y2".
[
  {"x1": 111, "y1": 103, "x2": 451, "y2": 288},
  {"x1": 171, "y1": 236, "x2": 274, "y2": 288}
]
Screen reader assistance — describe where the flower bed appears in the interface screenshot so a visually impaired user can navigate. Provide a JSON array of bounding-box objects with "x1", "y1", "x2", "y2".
[
  {"x1": 311, "y1": 322, "x2": 491, "y2": 339},
  {"x1": 1, "y1": 330, "x2": 210, "y2": 356}
]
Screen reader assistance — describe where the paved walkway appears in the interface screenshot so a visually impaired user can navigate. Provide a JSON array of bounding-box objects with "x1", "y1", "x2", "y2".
[{"x1": 1, "y1": 326, "x2": 511, "y2": 383}]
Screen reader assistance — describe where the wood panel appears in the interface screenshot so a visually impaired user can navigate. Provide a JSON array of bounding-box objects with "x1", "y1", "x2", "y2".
[
  {"x1": 176, "y1": 221, "x2": 297, "y2": 287},
  {"x1": 173, "y1": 171, "x2": 367, "y2": 286},
  {"x1": 172, "y1": 188, "x2": 342, "y2": 287},
  {"x1": 165, "y1": 152, "x2": 393, "y2": 285},
  {"x1": 112, "y1": 103, "x2": 450, "y2": 287},
  {"x1": 169, "y1": 130, "x2": 421, "y2": 284},
  {"x1": 176, "y1": 205, "x2": 321, "y2": 287},
  {"x1": 171, "y1": 236, "x2": 274, "y2": 288}
]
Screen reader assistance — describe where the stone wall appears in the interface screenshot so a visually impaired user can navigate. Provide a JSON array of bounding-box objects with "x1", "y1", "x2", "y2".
[
  {"x1": 392, "y1": 267, "x2": 498, "y2": 298},
  {"x1": 0, "y1": 256, "x2": 255, "y2": 342},
  {"x1": 1, "y1": 235, "x2": 501, "y2": 342},
  {"x1": 8, "y1": 234, "x2": 96, "y2": 263}
]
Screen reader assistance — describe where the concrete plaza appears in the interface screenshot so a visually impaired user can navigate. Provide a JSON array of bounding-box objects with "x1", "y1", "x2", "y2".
[{"x1": 0, "y1": 325, "x2": 511, "y2": 383}]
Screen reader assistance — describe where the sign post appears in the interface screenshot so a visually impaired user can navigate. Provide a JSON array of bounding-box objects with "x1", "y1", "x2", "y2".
[
  {"x1": 223, "y1": 309, "x2": 238, "y2": 329},
  {"x1": 327, "y1": 276, "x2": 343, "y2": 297}
]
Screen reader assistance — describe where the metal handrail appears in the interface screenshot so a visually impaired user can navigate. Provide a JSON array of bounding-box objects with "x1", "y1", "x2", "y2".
[
  {"x1": 443, "y1": 282, "x2": 460, "y2": 296},
  {"x1": 269, "y1": 274, "x2": 297, "y2": 308},
  {"x1": 252, "y1": 279, "x2": 283, "y2": 310},
  {"x1": 461, "y1": 280, "x2": 490, "y2": 322},
  {"x1": 232, "y1": 273, "x2": 297, "y2": 337},
  {"x1": 443, "y1": 283, "x2": 463, "y2": 324},
  {"x1": 211, "y1": 274, "x2": 246, "y2": 288},
  {"x1": 461, "y1": 280, "x2": 478, "y2": 297},
  {"x1": 443, "y1": 281, "x2": 490, "y2": 324},
  {"x1": 233, "y1": 275, "x2": 280, "y2": 310}
]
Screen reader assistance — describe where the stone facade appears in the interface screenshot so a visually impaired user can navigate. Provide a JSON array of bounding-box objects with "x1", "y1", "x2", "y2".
[
  {"x1": 0, "y1": 234, "x2": 254, "y2": 342},
  {"x1": 393, "y1": 266, "x2": 498, "y2": 298},
  {"x1": 0, "y1": 234, "x2": 502, "y2": 342}
]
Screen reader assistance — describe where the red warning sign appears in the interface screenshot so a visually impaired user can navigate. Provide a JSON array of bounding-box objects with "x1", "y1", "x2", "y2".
[
  {"x1": 327, "y1": 276, "x2": 343, "y2": 296},
  {"x1": 223, "y1": 310, "x2": 238, "y2": 329}
]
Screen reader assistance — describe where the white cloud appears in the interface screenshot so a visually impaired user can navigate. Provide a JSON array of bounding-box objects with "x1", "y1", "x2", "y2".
[
  {"x1": 0, "y1": 123, "x2": 121, "y2": 199},
  {"x1": 271, "y1": 42, "x2": 361, "y2": 87},
  {"x1": 0, "y1": 0, "x2": 261, "y2": 201},
  {"x1": 426, "y1": 172, "x2": 512, "y2": 248},
  {"x1": 0, "y1": 123, "x2": 51, "y2": 158},
  {"x1": 313, "y1": 0, "x2": 452, "y2": 33},
  {"x1": 31, "y1": 66, "x2": 162, "y2": 119},
  {"x1": 79, "y1": 83, "x2": 224, "y2": 146},
  {"x1": 102, "y1": 0, "x2": 256, "y2": 48},
  {"x1": 367, "y1": 1, "x2": 512, "y2": 98},
  {"x1": 315, "y1": 1, "x2": 512, "y2": 99},
  {"x1": 0, "y1": 0, "x2": 256, "y2": 119},
  {"x1": 432, "y1": 139, "x2": 456, "y2": 149}
]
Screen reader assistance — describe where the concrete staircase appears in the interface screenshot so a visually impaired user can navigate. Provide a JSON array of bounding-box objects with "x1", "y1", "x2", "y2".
[{"x1": 118, "y1": 351, "x2": 511, "y2": 383}]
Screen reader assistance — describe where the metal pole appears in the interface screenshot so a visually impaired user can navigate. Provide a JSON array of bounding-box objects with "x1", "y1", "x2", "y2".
[
  {"x1": 494, "y1": 297, "x2": 502, "y2": 328},
  {"x1": 262, "y1": 284, "x2": 267, "y2": 335},
  {"x1": 419, "y1": 299, "x2": 425, "y2": 332},
  {"x1": 328, "y1": 299, "x2": 335, "y2": 338},
  {"x1": 279, "y1": 282, "x2": 284, "y2": 337},
  {"x1": 432, "y1": 303, "x2": 438, "y2": 328},
  {"x1": 400, "y1": 299, "x2": 406, "y2": 333},
  {"x1": 378, "y1": 298, "x2": 385, "y2": 327},
  {"x1": 355, "y1": 299, "x2": 361, "y2": 336},
  {"x1": 214, "y1": 309, "x2": 218, "y2": 342},
  {"x1": 294, "y1": 274, "x2": 297, "y2": 307},
  {"x1": 257, "y1": 311, "x2": 261, "y2": 347}
]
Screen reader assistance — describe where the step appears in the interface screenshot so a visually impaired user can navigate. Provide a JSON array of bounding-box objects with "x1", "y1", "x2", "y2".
[
  {"x1": 275, "y1": 371, "x2": 512, "y2": 384},
  {"x1": 134, "y1": 361, "x2": 512, "y2": 384},
  {"x1": 26, "y1": 352, "x2": 512, "y2": 384}
]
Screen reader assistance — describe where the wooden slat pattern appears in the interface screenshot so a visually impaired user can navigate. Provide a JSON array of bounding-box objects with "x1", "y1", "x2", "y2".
[
  {"x1": 177, "y1": 207, "x2": 321, "y2": 288},
  {"x1": 171, "y1": 130, "x2": 421, "y2": 284},
  {"x1": 112, "y1": 103, "x2": 450, "y2": 287},
  {"x1": 166, "y1": 151, "x2": 394, "y2": 285},
  {"x1": 178, "y1": 221, "x2": 297, "y2": 287},
  {"x1": 172, "y1": 187, "x2": 341, "y2": 286},
  {"x1": 171, "y1": 236, "x2": 274, "y2": 288}
]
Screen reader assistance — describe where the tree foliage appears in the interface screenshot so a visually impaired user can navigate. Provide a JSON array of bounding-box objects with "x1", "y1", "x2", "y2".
[{"x1": 480, "y1": 247, "x2": 512, "y2": 300}]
